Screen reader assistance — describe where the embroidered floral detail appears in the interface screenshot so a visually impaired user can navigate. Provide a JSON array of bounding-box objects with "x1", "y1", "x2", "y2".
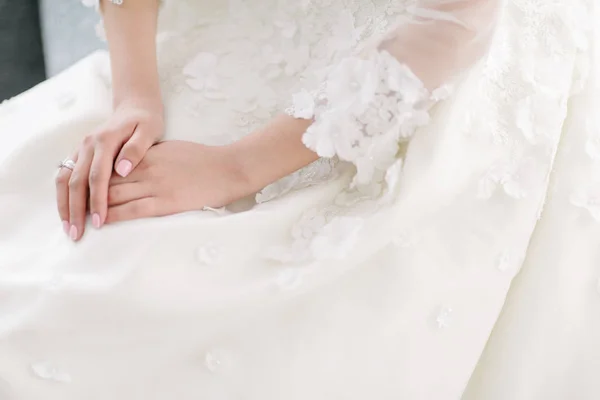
[
  {"x1": 183, "y1": 53, "x2": 226, "y2": 100},
  {"x1": 477, "y1": 158, "x2": 537, "y2": 200},
  {"x1": 256, "y1": 158, "x2": 338, "y2": 204},
  {"x1": 265, "y1": 207, "x2": 364, "y2": 263},
  {"x1": 195, "y1": 242, "x2": 222, "y2": 266},
  {"x1": 496, "y1": 251, "x2": 513, "y2": 272},
  {"x1": 274, "y1": 267, "x2": 304, "y2": 291},
  {"x1": 435, "y1": 306, "x2": 453, "y2": 329},
  {"x1": 204, "y1": 348, "x2": 233, "y2": 374},
  {"x1": 202, "y1": 206, "x2": 229, "y2": 216},
  {"x1": 30, "y1": 362, "x2": 72, "y2": 383},
  {"x1": 290, "y1": 51, "x2": 432, "y2": 187},
  {"x1": 570, "y1": 188, "x2": 600, "y2": 222},
  {"x1": 584, "y1": 116, "x2": 600, "y2": 160}
]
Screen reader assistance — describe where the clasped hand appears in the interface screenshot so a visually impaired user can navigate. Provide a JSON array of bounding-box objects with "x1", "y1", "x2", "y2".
[{"x1": 55, "y1": 100, "x2": 248, "y2": 241}]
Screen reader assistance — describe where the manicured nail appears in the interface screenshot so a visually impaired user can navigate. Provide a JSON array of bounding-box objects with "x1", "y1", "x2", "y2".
[
  {"x1": 116, "y1": 159, "x2": 132, "y2": 177},
  {"x1": 69, "y1": 225, "x2": 78, "y2": 241},
  {"x1": 92, "y1": 213, "x2": 101, "y2": 229},
  {"x1": 62, "y1": 221, "x2": 70, "y2": 235}
]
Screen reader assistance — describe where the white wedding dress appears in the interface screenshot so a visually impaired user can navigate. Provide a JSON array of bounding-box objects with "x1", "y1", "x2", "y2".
[{"x1": 1, "y1": 0, "x2": 599, "y2": 398}]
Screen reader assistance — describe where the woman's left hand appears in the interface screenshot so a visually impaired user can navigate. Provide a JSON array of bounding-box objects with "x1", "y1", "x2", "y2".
[{"x1": 106, "y1": 140, "x2": 249, "y2": 223}]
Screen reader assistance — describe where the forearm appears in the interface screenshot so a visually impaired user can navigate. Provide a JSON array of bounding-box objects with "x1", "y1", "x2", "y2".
[
  {"x1": 231, "y1": 115, "x2": 319, "y2": 194},
  {"x1": 100, "y1": 0, "x2": 161, "y2": 108}
]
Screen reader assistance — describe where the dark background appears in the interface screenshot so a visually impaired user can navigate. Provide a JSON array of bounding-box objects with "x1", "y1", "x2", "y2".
[{"x1": 0, "y1": 0, "x2": 47, "y2": 101}]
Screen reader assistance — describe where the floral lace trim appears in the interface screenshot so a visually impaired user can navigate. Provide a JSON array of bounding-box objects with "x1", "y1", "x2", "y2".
[
  {"x1": 287, "y1": 50, "x2": 445, "y2": 187},
  {"x1": 272, "y1": 49, "x2": 451, "y2": 263},
  {"x1": 81, "y1": 0, "x2": 124, "y2": 9},
  {"x1": 256, "y1": 158, "x2": 339, "y2": 204},
  {"x1": 81, "y1": 0, "x2": 164, "y2": 40},
  {"x1": 264, "y1": 158, "x2": 403, "y2": 264}
]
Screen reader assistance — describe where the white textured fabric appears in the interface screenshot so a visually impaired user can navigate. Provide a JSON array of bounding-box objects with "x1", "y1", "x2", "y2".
[{"x1": 0, "y1": 0, "x2": 599, "y2": 399}]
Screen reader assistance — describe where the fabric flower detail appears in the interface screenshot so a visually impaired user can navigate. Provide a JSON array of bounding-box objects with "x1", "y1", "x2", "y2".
[
  {"x1": 295, "y1": 50, "x2": 430, "y2": 187},
  {"x1": 570, "y1": 186, "x2": 600, "y2": 222},
  {"x1": 182, "y1": 53, "x2": 225, "y2": 99},
  {"x1": 477, "y1": 158, "x2": 537, "y2": 200}
]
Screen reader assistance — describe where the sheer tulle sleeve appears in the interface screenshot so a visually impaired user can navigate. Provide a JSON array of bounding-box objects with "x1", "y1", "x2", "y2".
[{"x1": 288, "y1": 0, "x2": 501, "y2": 186}]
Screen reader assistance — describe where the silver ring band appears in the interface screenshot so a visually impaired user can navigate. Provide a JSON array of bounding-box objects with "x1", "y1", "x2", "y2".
[{"x1": 58, "y1": 159, "x2": 76, "y2": 171}]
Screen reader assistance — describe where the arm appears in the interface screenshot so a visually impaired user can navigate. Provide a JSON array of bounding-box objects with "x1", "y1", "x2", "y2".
[
  {"x1": 101, "y1": 0, "x2": 503, "y2": 224},
  {"x1": 100, "y1": 0, "x2": 162, "y2": 108},
  {"x1": 232, "y1": 0, "x2": 501, "y2": 194},
  {"x1": 56, "y1": 0, "x2": 164, "y2": 241}
]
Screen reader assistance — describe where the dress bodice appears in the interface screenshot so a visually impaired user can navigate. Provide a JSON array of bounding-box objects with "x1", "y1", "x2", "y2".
[{"x1": 154, "y1": 0, "x2": 412, "y2": 143}]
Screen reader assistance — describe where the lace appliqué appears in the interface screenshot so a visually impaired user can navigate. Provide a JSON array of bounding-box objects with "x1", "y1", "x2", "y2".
[
  {"x1": 256, "y1": 158, "x2": 339, "y2": 204},
  {"x1": 268, "y1": 48, "x2": 440, "y2": 263},
  {"x1": 81, "y1": 0, "x2": 124, "y2": 10},
  {"x1": 288, "y1": 50, "x2": 432, "y2": 187},
  {"x1": 265, "y1": 159, "x2": 403, "y2": 263}
]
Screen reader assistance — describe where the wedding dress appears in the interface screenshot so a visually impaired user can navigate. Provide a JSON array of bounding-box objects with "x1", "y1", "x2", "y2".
[{"x1": 0, "y1": 0, "x2": 599, "y2": 398}]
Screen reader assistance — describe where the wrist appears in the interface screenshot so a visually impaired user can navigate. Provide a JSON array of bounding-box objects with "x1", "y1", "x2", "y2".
[
  {"x1": 225, "y1": 115, "x2": 317, "y2": 198},
  {"x1": 221, "y1": 143, "x2": 257, "y2": 201},
  {"x1": 113, "y1": 92, "x2": 163, "y2": 114}
]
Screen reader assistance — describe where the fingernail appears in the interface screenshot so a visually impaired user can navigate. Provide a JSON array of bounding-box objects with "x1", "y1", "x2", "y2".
[
  {"x1": 62, "y1": 221, "x2": 70, "y2": 235},
  {"x1": 69, "y1": 225, "x2": 78, "y2": 241},
  {"x1": 116, "y1": 159, "x2": 132, "y2": 177},
  {"x1": 92, "y1": 213, "x2": 101, "y2": 229}
]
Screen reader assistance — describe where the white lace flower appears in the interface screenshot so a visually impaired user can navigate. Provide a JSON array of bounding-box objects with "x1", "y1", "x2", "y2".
[
  {"x1": 301, "y1": 50, "x2": 429, "y2": 186},
  {"x1": 261, "y1": 45, "x2": 286, "y2": 80},
  {"x1": 570, "y1": 187, "x2": 600, "y2": 222},
  {"x1": 309, "y1": 217, "x2": 364, "y2": 260},
  {"x1": 477, "y1": 158, "x2": 537, "y2": 200},
  {"x1": 584, "y1": 116, "x2": 600, "y2": 160},
  {"x1": 273, "y1": 16, "x2": 298, "y2": 39},
  {"x1": 31, "y1": 362, "x2": 72, "y2": 383},
  {"x1": 81, "y1": 0, "x2": 99, "y2": 9},
  {"x1": 183, "y1": 53, "x2": 225, "y2": 99},
  {"x1": 283, "y1": 44, "x2": 310, "y2": 76},
  {"x1": 288, "y1": 89, "x2": 316, "y2": 119}
]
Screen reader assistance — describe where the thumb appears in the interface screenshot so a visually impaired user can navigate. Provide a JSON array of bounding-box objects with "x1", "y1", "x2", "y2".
[{"x1": 114, "y1": 127, "x2": 156, "y2": 177}]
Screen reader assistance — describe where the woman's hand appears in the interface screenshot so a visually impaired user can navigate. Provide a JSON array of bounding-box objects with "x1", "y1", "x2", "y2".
[
  {"x1": 56, "y1": 98, "x2": 164, "y2": 240},
  {"x1": 105, "y1": 141, "x2": 250, "y2": 223}
]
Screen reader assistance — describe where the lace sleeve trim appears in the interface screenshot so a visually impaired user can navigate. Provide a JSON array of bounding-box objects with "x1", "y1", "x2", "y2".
[
  {"x1": 82, "y1": 0, "x2": 123, "y2": 9},
  {"x1": 287, "y1": 50, "x2": 452, "y2": 187},
  {"x1": 82, "y1": 0, "x2": 163, "y2": 10}
]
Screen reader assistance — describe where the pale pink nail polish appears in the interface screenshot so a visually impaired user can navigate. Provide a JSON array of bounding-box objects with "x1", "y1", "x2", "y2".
[
  {"x1": 92, "y1": 213, "x2": 101, "y2": 229},
  {"x1": 116, "y1": 160, "x2": 133, "y2": 177},
  {"x1": 62, "y1": 221, "x2": 70, "y2": 235},
  {"x1": 69, "y1": 225, "x2": 78, "y2": 241}
]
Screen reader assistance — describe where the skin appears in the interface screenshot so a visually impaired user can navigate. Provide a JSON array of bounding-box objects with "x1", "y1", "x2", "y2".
[
  {"x1": 56, "y1": 0, "x2": 164, "y2": 240},
  {"x1": 56, "y1": 0, "x2": 319, "y2": 240},
  {"x1": 105, "y1": 116, "x2": 318, "y2": 224},
  {"x1": 56, "y1": 0, "x2": 498, "y2": 240}
]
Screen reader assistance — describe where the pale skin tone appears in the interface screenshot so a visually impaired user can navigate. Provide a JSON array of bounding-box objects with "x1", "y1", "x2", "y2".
[
  {"x1": 56, "y1": 0, "x2": 318, "y2": 241},
  {"x1": 56, "y1": 0, "x2": 496, "y2": 240}
]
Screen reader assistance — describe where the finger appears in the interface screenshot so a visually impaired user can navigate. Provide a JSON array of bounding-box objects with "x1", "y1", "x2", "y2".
[
  {"x1": 107, "y1": 183, "x2": 152, "y2": 207},
  {"x1": 88, "y1": 142, "x2": 120, "y2": 229},
  {"x1": 68, "y1": 145, "x2": 94, "y2": 241},
  {"x1": 108, "y1": 171, "x2": 140, "y2": 186},
  {"x1": 55, "y1": 152, "x2": 79, "y2": 234},
  {"x1": 106, "y1": 197, "x2": 160, "y2": 224},
  {"x1": 114, "y1": 126, "x2": 156, "y2": 177}
]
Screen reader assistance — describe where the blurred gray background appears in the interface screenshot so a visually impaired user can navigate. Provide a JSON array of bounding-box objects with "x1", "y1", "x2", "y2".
[
  {"x1": 0, "y1": 0, "x2": 103, "y2": 100},
  {"x1": 40, "y1": 0, "x2": 104, "y2": 76}
]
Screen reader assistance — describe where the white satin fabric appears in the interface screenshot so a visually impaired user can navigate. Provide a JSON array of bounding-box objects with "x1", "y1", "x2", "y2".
[{"x1": 0, "y1": 0, "x2": 599, "y2": 398}]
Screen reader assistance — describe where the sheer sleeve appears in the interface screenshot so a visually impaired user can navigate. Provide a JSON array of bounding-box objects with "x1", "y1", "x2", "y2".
[{"x1": 288, "y1": 0, "x2": 501, "y2": 186}]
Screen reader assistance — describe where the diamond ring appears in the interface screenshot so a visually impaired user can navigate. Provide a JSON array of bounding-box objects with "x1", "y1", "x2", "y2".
[{"x1": 58, "y1": 159, "x2": 76, "y2": 171}]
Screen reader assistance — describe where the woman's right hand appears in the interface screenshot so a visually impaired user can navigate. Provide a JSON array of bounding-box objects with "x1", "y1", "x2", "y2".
[{"x1": 55, "y1": 97, "x2": 164, "y2": 241}]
